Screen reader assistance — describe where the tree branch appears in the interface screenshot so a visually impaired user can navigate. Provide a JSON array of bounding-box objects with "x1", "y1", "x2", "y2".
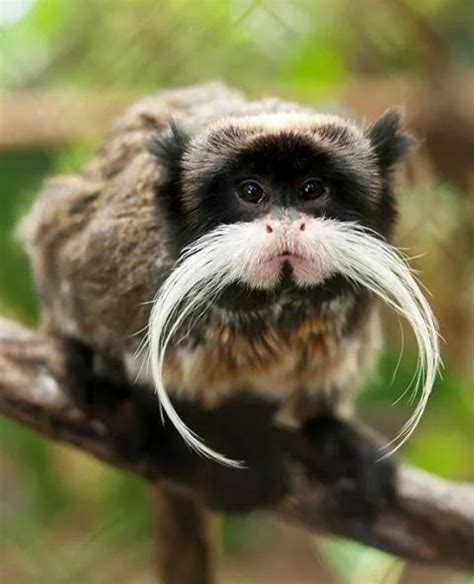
[{"x1": 0, "y1": 317, "x2": 473, "y2": 571}]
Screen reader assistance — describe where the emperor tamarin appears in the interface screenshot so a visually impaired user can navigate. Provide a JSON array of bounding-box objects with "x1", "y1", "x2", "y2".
[{"x1": 20, "y1": 82, "x2": 440, "y2": 466}]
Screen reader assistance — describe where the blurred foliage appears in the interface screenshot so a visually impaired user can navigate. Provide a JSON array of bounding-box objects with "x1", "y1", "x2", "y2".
[
  {"x1": 317, "y1": 538, "x2": 404, "y2": 583},
  {"x1": 0, "y1": 0, "x2": 473, "y2": 582},
  {"x1": 1, "y1": 0, "x2": 473, "y2": 94}
]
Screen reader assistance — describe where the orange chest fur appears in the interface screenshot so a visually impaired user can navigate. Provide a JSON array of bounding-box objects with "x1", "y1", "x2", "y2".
[{"x1": 163, "y1": 316, "x2": 357, "y2": 404}]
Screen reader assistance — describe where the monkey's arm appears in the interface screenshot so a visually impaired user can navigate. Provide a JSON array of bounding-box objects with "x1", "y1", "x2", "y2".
[{"x1": 1, "y1": 317, "x2": 473, "y2": 571}]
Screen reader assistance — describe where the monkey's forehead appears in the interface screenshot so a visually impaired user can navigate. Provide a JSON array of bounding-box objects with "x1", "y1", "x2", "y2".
[
  {"x1": 182, "y1": 111, "x2": 374, "y2": 175},
  {"x1": 210, "y1": 112, "x2": 363, "y2": 136},
  {"x1": 187, "y1": 112, "x2": 370, "y2": 155}
]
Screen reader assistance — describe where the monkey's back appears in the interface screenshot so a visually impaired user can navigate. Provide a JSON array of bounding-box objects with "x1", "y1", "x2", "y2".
[{"x1": 19, "y1": 83, "x2": 307, "y2": 359}]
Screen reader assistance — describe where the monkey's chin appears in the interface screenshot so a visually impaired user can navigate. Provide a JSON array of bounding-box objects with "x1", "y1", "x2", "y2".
[
  {"x1": 282, "y1": 256, "x2": 324, "y2": 287},
  {"x1": 248, "y1": 255, "x2": 324, "y2": 290}
]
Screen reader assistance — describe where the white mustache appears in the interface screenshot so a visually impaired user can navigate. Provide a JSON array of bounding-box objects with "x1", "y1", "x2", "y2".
[{"x1": 145, "y1": 218, "x2": 440, "y2": 466}]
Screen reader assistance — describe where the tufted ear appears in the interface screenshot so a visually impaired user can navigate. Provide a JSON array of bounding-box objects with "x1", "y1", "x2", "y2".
[
  {"x1": 367, "y1": 108, "x2": 414, "y2": 172},
  {"x1": 149, "y1": 119, "x2": 192, "y2": 171},
  {"x1": 148, "y1": 120, "x2": 194, "y2": 250}
]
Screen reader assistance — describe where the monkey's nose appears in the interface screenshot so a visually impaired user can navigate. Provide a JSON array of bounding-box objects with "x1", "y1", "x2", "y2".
[{"x1": 264, "y1": 219, "x2": 306, "y2": 233}]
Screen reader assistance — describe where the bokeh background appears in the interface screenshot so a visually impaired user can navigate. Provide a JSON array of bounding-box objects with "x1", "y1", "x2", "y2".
[{"x1": 0, "y1": 0, "x2": 473, "y2": 582}]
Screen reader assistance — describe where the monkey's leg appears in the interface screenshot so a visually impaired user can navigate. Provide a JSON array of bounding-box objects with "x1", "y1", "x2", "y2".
[
  {"x1": 61, "y1": 339, "x2": 220, "y2": 583},
  {"x1": 153, "y1": 486, "x2": 219, "y2": 584},
  {"x1": 60, "y1": 338, "x2": 155, "y2": 458}
]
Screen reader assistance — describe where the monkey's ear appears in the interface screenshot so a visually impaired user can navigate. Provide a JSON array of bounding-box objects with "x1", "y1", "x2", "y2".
[
  {"x1": 148, "y1": 119, "x2": 192, "y2": 171},
  {"x1": 366, "y1": 108, "x2": 414, "y2": 171}
]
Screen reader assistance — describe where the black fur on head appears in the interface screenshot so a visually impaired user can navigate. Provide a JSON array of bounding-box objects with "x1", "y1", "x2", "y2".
[
  {"x1": 149, "y1": 119, "x2": 192, "y2": 235},
  {"x1": 150, "y1": 110, "x2": 412, "y2": 255},
  {"x1": 366, "y1": 108, "x2": 414, "y2": 173},
  {"x1": 149, "y1": 119, "x2": 191, "y2": 169},
  {"x1": 364, "y1": 108, "x2": 414, "y2": 235}
]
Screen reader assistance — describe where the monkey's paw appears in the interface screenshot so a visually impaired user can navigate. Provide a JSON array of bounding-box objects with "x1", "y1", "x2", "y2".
[{"x1": 297, "y1": 415, "x2": 396, "y2": 517}]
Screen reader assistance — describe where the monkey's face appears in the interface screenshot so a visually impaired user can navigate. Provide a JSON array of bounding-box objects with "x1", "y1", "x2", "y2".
[{"x1": 153, "y1": 111, "x2": 410, "y2": 300}]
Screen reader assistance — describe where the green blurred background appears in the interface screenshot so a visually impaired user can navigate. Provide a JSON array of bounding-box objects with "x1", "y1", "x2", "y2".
[{"x1": 0, "y1": 0, "x2": 473, "y2": 582}]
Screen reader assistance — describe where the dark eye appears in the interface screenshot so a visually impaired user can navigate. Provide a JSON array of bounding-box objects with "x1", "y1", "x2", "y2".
[
  {"x1": 236, "y1": 180, "x2": 267, "y2": 204},
  {"x1": 298, "y1": 178, "x2": 328, "y2": 201}
]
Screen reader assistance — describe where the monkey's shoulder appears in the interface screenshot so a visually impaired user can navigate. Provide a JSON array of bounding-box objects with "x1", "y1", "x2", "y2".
[{"x1": 19, "y1": 166, "x2": 172, "y2": 354}]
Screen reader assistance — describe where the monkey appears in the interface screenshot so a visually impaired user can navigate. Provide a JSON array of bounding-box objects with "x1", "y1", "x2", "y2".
[{"x1": 19, "y1": 82, "x2": 440, "y2": 581}]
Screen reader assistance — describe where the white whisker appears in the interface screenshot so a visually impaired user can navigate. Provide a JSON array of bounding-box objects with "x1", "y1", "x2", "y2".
[
  {"x1": 315, "y1": 220, "x2": 440, "y2": 456},
  {"x1": 147, "y1": 225, "x2": 249, "y2": 466}
]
